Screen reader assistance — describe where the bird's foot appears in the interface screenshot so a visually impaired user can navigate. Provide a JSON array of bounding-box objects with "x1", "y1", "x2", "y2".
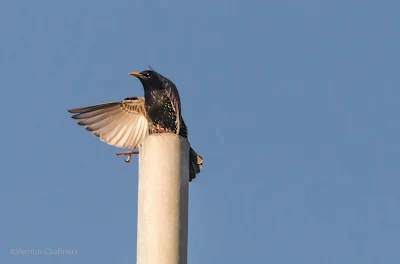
[{"x1": 115, "y1": 151, "x2": 139, "y2": 163}]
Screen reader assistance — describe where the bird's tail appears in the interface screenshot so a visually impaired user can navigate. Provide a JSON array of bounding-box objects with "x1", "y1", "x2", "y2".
[{"x1": 189, "y1": 147, "x2": 203, "y2": 182}]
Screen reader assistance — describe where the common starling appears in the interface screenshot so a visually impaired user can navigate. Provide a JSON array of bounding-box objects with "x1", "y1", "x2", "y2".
[{"x1": 68, "y1": 70, "x2": 203, "y2": 181}]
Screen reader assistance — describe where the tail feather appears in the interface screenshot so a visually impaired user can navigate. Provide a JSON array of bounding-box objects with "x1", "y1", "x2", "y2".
[{"x1": 189, "y1": 147, "x2": 203, "y2": 182}]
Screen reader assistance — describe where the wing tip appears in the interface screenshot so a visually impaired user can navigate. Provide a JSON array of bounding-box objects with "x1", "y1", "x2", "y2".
[
  {"x1": 77, "y1": 120, "x2": 87, "y2": 126},
  {"x1": 71, "y1": 114, "x2": 82, "y2": 120},
  {"x1": 86, "y1": 126, "x2": 96, "y2": 132},
  {"x1": 68, "y1": 108, "x2": 81, "y2": 114}
]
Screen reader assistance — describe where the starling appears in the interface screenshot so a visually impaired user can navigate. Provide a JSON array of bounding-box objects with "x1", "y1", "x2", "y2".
[{"x1": 68, "y1": 70, "x2": 202, "y2": 181}]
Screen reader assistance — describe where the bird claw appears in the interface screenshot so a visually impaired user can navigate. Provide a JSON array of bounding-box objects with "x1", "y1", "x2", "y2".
[{"x1": 115, "y1": 151, "x2": 139, "y2": 163}]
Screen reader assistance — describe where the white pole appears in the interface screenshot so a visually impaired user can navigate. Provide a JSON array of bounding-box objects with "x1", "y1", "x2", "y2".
[{"x1": 136, "y1": 133, "x2": 190, "y2": 264}]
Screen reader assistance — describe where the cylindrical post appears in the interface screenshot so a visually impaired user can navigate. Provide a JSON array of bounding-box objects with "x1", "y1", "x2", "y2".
[{"x1": 136, "y1": 133, "x2": 190, "y2": 264}]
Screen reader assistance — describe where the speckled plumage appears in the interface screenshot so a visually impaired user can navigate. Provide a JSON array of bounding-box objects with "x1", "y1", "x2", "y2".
[
  {"x1": 139, "y1": 71, "x2": 187, "y2": 137},
  {"x1": 136, "y1": 70, "x2": 201, "y2": 181}
]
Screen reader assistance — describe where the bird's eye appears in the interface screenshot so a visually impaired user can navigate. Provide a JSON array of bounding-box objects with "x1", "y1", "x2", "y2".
[{"x1": 142, "y1": 72, "x2": 150, "y2": 77}]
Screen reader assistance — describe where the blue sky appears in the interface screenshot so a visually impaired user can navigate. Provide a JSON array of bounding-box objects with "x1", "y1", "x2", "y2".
[{"x1": 1, "y1": 0, "x2": 399, "y2": 263}]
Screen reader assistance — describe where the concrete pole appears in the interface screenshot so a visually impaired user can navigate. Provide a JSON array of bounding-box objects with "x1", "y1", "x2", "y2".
[{"x1": 136, "y1": 133, "x2": 190, "y2": 264}]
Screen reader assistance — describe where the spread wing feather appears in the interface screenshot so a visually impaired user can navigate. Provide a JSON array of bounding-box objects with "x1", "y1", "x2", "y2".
[{"x1": 68, "y1": 97, "x2": 149, "y2": 149}]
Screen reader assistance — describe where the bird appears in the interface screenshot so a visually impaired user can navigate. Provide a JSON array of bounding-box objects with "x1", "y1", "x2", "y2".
[{"x1": 68, "y1": 69, "x2": 203, "y2": 181}]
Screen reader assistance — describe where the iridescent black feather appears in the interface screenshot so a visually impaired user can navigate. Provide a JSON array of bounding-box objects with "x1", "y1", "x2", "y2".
[{"x1": 136, "y1": 70, "x2": 202, "y2": 181}]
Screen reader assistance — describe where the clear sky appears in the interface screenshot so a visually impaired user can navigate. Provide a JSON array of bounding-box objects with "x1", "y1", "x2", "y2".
[{"x1": 1, "y1": 0, "x2": 399, "y2": 263}]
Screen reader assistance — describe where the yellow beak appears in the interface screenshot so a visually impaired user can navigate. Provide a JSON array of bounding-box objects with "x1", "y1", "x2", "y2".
[{"x1": 129, "y1": 72, "x2": 142, "y2": 78}]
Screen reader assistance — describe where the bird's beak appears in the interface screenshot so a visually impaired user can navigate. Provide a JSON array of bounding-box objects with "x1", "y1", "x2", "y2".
[{"x1": 129, "y1": 72, "x2": 143, "y2": 79}]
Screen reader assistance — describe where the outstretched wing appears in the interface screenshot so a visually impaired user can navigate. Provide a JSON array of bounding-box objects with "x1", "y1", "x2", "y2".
[{"x1": 68, "y1": 97, "x2": 149, "y2": 149}]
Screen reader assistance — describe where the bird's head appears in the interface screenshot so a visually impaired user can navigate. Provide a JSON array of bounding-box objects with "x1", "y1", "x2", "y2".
[{"x1": 129, "y1": 70, "x2": 163, "y2": 90}]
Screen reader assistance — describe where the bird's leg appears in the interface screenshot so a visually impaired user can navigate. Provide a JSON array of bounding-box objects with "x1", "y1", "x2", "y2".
[{"x1": 115, "y1": 151, "x2": 139, "y2": 163}]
